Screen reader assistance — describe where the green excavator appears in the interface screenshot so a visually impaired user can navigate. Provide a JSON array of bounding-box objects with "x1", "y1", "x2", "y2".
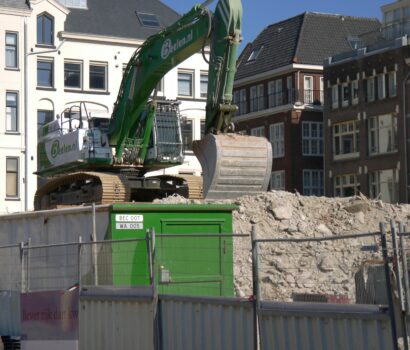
[{"x1": 35, "y1": 0, "x2": 272, "y2": 210}]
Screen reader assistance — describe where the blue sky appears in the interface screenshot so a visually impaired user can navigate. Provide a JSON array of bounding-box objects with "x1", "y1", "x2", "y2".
[{"x1": 161, "y1": 0, "x2": 389, "y2": 52}]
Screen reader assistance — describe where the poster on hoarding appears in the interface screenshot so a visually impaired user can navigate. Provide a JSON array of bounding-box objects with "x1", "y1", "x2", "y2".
[{"x1": 21, "y1": 288, "x2": 79, "y2": 341}]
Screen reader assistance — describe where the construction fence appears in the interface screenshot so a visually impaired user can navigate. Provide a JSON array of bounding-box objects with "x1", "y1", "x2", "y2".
[{"x1": 1, "y1": 223, "x2": 410, "y2": 349}]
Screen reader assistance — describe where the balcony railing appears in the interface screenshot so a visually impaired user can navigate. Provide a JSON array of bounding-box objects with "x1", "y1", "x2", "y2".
[{"x1": 235, "y1": 89, "x2": 324, "y2": 116}]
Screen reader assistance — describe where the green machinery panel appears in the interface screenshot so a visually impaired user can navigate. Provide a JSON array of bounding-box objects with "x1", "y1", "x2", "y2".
[{"x1": 106, "y1": 203, "x2": 236, "y2": 297}]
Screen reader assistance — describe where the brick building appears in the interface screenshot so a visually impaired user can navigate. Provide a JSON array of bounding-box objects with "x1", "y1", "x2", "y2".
[
  {"x1": 232, "y1": 12, "x2": 380, "y2": 195},
  {"x1": 324, "y1": 37, "x2": 410, "y2": 203}
]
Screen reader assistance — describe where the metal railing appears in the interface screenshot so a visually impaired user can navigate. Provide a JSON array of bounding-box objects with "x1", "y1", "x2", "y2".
[{"x1": 235, "y1": 89, "x2": 324, "y2": 116}]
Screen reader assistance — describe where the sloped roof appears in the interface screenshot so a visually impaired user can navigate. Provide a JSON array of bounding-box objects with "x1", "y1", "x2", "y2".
[
  {"x1": 0, "y1": 0, "x2": 29, "y2": 10},
  {"x1": 236, "y1": 12, "x2": 381, "y2": 80},
  {"x1": 64, "y1": 0, "x2": 180, "y2": 40}
]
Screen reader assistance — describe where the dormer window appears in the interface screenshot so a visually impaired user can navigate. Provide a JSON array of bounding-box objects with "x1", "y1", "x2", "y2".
[
  {"x1": 37, "y1": 13, "x2": 54, "y2": 46},
  {"x1": 136, "y1": 13, "x2": 160, "y2": 28},
  {"x1": 247, "y1": 46, "x2": 263, "y2": 63}
]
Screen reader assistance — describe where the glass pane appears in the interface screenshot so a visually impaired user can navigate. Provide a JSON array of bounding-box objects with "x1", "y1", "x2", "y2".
[
  {"x1": 89, "y1": 65, "x2": 106, "y2": 89},
  {"x1": 181, "y1": 119, "x2": 193, "y2": 153},
  {"x1": 37, "y1": 16, "x2": 42, "y2": 43},
  {"x1": 44, "y1": 16, "x2": 53, "y2": 45},
  {"x1": 64, "y1": 63, "x2": 81, "y2": 88},
  {"x1": 6, "y1": 173, "x2": 17, "y2": 197}
]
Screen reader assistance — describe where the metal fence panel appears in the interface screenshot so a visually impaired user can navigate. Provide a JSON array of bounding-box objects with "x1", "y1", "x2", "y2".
[
  {"x1": 259, "y1": 301, "x2": 393, "y2": 350},
  {"x1": 79, "y1": 286, "x2": 154, "y2": 350},
  {"x1": 159, "y1": 295, "x2": 254, "y2": 350},
  {"x1": 0, "y1": 290, "x2": 20, "y2": 336}
]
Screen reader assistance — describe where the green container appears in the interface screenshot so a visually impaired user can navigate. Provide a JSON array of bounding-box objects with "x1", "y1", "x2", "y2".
[{"x1": 106, "y1": 203, "x2": 236, "y2": 297}]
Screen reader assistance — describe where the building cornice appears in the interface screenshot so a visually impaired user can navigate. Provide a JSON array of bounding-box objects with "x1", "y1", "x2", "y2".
[
  {"x1": 59, "y1": 31, "x2": 145, "y2": 46},
  {"x1": 235, "y1": 63, "x2": 323, "y2": 87},
  {"x1": 0, "y1": 6, "x2": 31, "y2": 16}
]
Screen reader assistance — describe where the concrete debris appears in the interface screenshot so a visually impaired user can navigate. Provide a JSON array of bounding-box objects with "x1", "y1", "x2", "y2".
[{"x1": 156, "y1": 190, "x2": 410, "y2": 301}]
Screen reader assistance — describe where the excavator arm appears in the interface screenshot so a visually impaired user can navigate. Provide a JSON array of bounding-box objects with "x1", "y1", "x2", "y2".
[{"x1": 109, "y1": 0, "x2": 272, "y2": 199}]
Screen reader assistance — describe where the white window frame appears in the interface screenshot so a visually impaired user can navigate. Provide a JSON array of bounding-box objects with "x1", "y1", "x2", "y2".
[
  {"x1": 332, "y1": 85, "x2": 339, "y2": 109},
  {"x1": 250, "y1": 126, "x2": 265, "y2": 137},
  {"x1": 341, "y1": 82, "x2": 349, "y2": 107},
  {"x1": 388, "y1": 71, "x2": 397, "y2": 97},
  {"x1": 304, "y1": 76, "x2": 313, "y2": 104},
  {"x1": 302, "y1": 121, "x2": 323, "y2": 156},
  {"x1": 303, "y1": 169, "x2": 324, "y2": 196},
  {"x1": 200, "y1": 72, "x2": 208, "y2": 98},
  {"x1": 369, "y1": 169, "x2": 399, "y2": 203},
  {"x1": 64, "y1": 60, "x2": 83, "y2": 89},
  {"x1": 334, "y1": 174, "x2": 359, "y2": 197},
  {"x1": 271, "y1": 170, "x2": 285, "y2": 190},
  {"x1": 177, "y1": 70, "x2": 194, "y2": 97},
  {"x1": 333, "y1": 120, "x2": 360, "y2": 160},
  {"x1": 89, "y1": 61, "x2": 107, "y2": 91},
  {"x1": 6, "y1": 91, "x2": 18, "y2": 133},
  {"x1": 367, "y1": 76, "x2": 375, "y2": 102},
  {"x1": 269, "y1": 122, "x2": 285, "y2": 158},
  {"x1": 6, "y1": 157, "x2": 19, "y2": 198},
  {"x1": 351, "y1": 80, "x2": 359, "y2": 105},
  {"x1": 368, "y1": 114, "x2": 398, "y2": 155},
  {"x1": 275, "y1": 79, "x2": 282, "y2": 106},
  {"x1": 5, "y1": 32, "x2": 18, "y2": 69},
  {"x1": 377, "y1": 73, "x2": 386, "y2": 100}
]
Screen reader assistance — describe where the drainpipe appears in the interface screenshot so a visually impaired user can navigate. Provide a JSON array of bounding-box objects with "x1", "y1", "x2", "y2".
[
  {"x1": 24, "y1": 18, "x2": 28, "y2": 211},
  {"x1": 403, "y1": 68, "x2": 410, "y2": 203},
  {"x1": 24, "y1": 37, "x2": 66, "y2": 211}
]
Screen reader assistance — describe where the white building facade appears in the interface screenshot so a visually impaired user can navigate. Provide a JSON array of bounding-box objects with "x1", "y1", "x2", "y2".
[{"x1": 0, "y1": 0, "x2": 207, "y2": 213}]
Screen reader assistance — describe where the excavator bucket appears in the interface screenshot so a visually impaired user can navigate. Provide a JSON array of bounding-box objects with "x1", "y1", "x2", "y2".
[{"x1": 193, "y1": 134, "x2": 273, "y2": 200}]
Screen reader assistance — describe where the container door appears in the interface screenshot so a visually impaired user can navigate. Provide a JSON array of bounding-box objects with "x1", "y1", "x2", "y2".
[{"x1": 156, "y1": 220, "x2": 233, "y2": 297}]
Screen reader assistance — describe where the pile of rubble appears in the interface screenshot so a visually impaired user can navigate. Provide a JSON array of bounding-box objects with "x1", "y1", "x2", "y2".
[{"x1": 155, "y1": 191, "x2": 410, "y2": 301}]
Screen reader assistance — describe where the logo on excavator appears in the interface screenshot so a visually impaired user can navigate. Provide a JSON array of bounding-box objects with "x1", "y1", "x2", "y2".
[
  {"x1": 161, "y1": 31, "x2": 194, "y2": 60},
  {"x1": 51, "y1": 140, "x2": 77, "y2": 158}
]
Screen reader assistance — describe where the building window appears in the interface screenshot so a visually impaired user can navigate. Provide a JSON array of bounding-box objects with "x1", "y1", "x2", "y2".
[
  {"x1": 271, "y1": 170, "x2": 285, "y2": 190},
  {"x1": 64, "y1": 61, "x2": 82, "y2": 89},
  {"x1": 37, "y1": 110, "x2": 54, "y2": 129},
  {"x1": 136, "y1": 13, "x2": 160, "y2": 28},
  {"x1": 333, "y1": 120, "x2": 360, "y2": 158},
  {"x1": 37, "y1": 59, "x2": 53, "y2": 87},
  {"x1": 270, "y1": 123, "x2": 285, "y2": 158},
  {"x1": 341, "y1": 82, "x2": 350, "y2": 107},
  {"x1": 181, "y1": 118, "x2": 193, "y2": 153},
  {"x1": 37, "y1": 13, "x2": 54, "y2": 46},
  {"x1": 351, "y1": 80, "x2": 359, "y2": 105},
  {"x1": 369, "y1": 169, "x2": 398, "y2": 203},
  {"x1": 388, "y1": 71, "x2": 397, "y2": 97},
  {"x1": 247, "y1": 46, "x2": 263, "y2": 62},
  {"x1": 6, "y1": 157, "x2": 19, "y2": 198},
  {"x1": 250, "y1": 126, "x2": 265, "y2": 137},
  {"x1": 5, "y1": 32, "x2": 18, "y2": 69},
  {"x1": 331, "y1": 85, "x2": 339, "y2": 109},
  {"x1": 178, "y1": 70, "x2": 193, "y2": 97},
  {"x1": 367, "y1": 77, "x2": 375, "y2": 102},
  {"x1": 304, "y1": 76, "x2": 313, "y2": 104},
  {"x1": 334, "y1": 174, "x2": 359, "y2": 197},
  {"x1": 89, "y1": 63, "x2": 107, "y2": 90},
  {"x1": 302, "y1": 121, "x2": 323, "y2": 156},
  {"x1": 377, "y1": 74, "x2": 386, "y2": 100},
  {"x1": 250, "y1": 84, "x2": 264, "y2": 112},
  {"x1": 58, "y1": 0, "x2": 87, "y2": 9},
  {"x1": 6, "y1": 92, "x2": 18, "y2": 132},
  {"x1": 200, "y1": 72, "x2": 208, "y2": 98},
  {"x1": 368, "y1": 114, "x2": 397, "y2": 155},
  {"x1": 234, "y1": 88, "x2": 247, "y2": 115},
  {"x1": 303, "y1": 170, "x2": 324, "y2": 196}
]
